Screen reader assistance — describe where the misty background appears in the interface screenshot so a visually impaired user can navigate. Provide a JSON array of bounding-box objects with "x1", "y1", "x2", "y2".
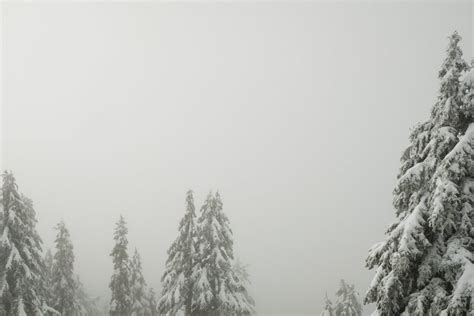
[{"x1": 1, "y1": 2, "x2": 473, "y2": 315}]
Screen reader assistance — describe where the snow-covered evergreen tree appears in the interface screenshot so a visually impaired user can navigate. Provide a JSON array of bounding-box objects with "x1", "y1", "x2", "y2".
[
  {"x1": 320, "y1": 294, "x2": 334, "y2": 316},
  {"x1": 333, "y1": 280, "x2": 362, "y2": 316},
  {"x1": 365, "y1": 31, "x2": 474, "y2": 315},
  {"x1": 76, "y1": 276, "x2": 101, "y2": 316},
  {"x1": 130, "y1": 248, "x2": 149, "y2": 316},
  {"x1": 147, "y1": 288, "x2": 158, "y2": 316},
  {"x1": 192, "y1": 192, "x2": 254, "y2": 316},
  {"x1": 158, "y1": 190, "x2": 197, "y2": 316},
  {"x1": 51, "y1": 221, "x2": 82, "y2": 315},
  {"x1": 0, "y1": 171, "x2": 49, "y2": 315},
  {"x1": 232, "y1": 259, "x2": 255, "y2": 316},
  {"x1": 44, "y1": 249, "x2": 55, "y2": 312},
  {"x1": 109, "y1": 215, "x2": 132, "y2": 315}
]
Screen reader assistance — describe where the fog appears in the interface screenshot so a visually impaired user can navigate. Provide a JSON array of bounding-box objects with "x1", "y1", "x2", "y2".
[{"x1": 1, "y1": 1, "x2": 472, "y2": 315}]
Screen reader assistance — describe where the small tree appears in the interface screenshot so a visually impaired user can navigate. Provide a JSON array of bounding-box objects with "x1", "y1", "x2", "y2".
[
  {"x1": 109, "y1": 215, "x2": 132, "y2": 315},
  {"x1": 44, "y1": 249, "x2": 55, "y2": 310},
  {"x1": 130, "y1": 248, "x2": 149, "y2": 316},
  {"x1": 333, "y1": 280, "x2": 362, "y2": 316},
  {"x1": 233, "y1": 259, "x2": 255, "y2": 315},
  {"x1": 320, "y1": 294, "x2": 334, "y2": 316},
  {"x1": 147, "y1": 288, "x2": 158, "y2": 316},
  {"x1": 76, "y1": 276, "x2": 101, "y2": 316},
  {"x1": 51, "y1": 221, "x2": 81, "y2": 315}
]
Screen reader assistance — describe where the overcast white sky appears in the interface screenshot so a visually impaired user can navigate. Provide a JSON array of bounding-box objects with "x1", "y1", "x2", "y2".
[{"x1": 1, "y1": 1, "x2": 473, "y2": 315}]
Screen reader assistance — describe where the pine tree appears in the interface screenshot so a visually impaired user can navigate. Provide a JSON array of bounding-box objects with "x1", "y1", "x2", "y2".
[
  {"x1": 333, "y1": 280, "x2": 362, "y2": 316},
  {"x1": 51, "y1": 221, "x2": 81, "y2": 315},
  {"x1": 130, "y1": 248, "x2": 149, "y2": 316},
  {"x1": 232, "y1": 259, "x2": 255, "y2": 315},
  {"x1": 320, "y1": 294, "x2": 334, "y2": 316},
  {"x1": 192, "y1": 192, "x2": 254, "y2": 316},
  {"x1": 44, "y1": 249, "x2": 55, "y2": 311},
  {"x1": 365, "y1": 31, "x2": 474, "y2": 315},
  {"x1": 109, "y1": 215, "x2": 132, "y2": 315},
  {"x1": 76, "y1": 276, "x2": 101, "y2": 316},
  {"x1": 0, "y1": 171, "x2": 48, "y2": 315},
  {"x1": 146, "y1": 288, "x2": 158, "y2": 316},
  {"x1": 158, "y1": 190, "x2": 197, "y2": 316}
]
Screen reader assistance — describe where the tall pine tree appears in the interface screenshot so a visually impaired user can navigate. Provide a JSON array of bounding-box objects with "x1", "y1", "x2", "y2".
[
  {"x1": 51, "y1": 221, "x2": 81, "y2": 315},
  {"x1": 0, "y1": 171, "x2": 48, "y2": 315},
  {"x1": 158, "y1": 190, "x2": 197, "y2": 316},
  {"x1": 109, "y1": 215, "x2": 132, "y2": 315},
  {"x1": 365, "y1": 32, "x2": 474, "y2": 315},
  {"x1": 192, "y1": 192, "x2": 254, "y2": 316}
]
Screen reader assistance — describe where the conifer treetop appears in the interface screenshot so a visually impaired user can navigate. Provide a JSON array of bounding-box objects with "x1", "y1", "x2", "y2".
[
  {"x1": 0, "y1": 171, "x2": 47, "y2": 314},
  {"x1": 366, "y1": 32, "x2": 474, "y2": 315},
  {"x1": 51, "y1": 220, "x2": 80, "y2": 315},
  {"x1": 158, "y1": 190, "x2": 197, "y2": 316},
  {"x1": 109, "y1": 215, "x2": 132, "y2": 315}
]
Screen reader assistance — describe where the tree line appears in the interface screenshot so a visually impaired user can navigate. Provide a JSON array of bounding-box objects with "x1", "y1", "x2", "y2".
[
  {"x1": 109, "y1": 190, "x2": 255, "y2": 316},
  {"x1": 0, "y1": 172, "x2": 254, "y2": 316}
]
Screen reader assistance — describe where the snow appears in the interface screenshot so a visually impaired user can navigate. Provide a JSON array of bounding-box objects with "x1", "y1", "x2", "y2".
[
  {"x1": 444, "y1": 238, "x2": 473, "y2": 268},
  {"x1": 451, "y1": 262, "x2": 474, "y2": 302},
  {"x1": 0, "y1": 226, "x2": 10, "y2": 247},
  {"x1": 368, "y1": 266, "x2": 385, "y2": 290},
  {"x1": 6, "y1": 245, "x2": 20, "y2": 270},
  {"x1": 440, "y1": 123, "x2": 474, "y2": 170},
  {"x1": 430, "y1": 178, "x2": 457, "y2": 229},
  {"x1": 173, "y1": 274, "x2": 183, "y2": 303},
  {"x1": 462, "y1": 178, "x2": 474, "y2": 195},
  {"x1": 397, "y1": 198, "x2": 427, "y2": 253},
  {"x1": 461, "y1": 68, "x2": 474, "y2": 86},
  {"x1": 197, "y1": 267, "x2": 210, "y2": 289},
  {"x1": 43, "y1": 305, "x2": 61, "y2": 315},
  {"x1": 397, "y1": 162, "x2": 425, "y2": 188},
  {"x1": 18, "y1": 297, "x2": 27, "y2": 316}
]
